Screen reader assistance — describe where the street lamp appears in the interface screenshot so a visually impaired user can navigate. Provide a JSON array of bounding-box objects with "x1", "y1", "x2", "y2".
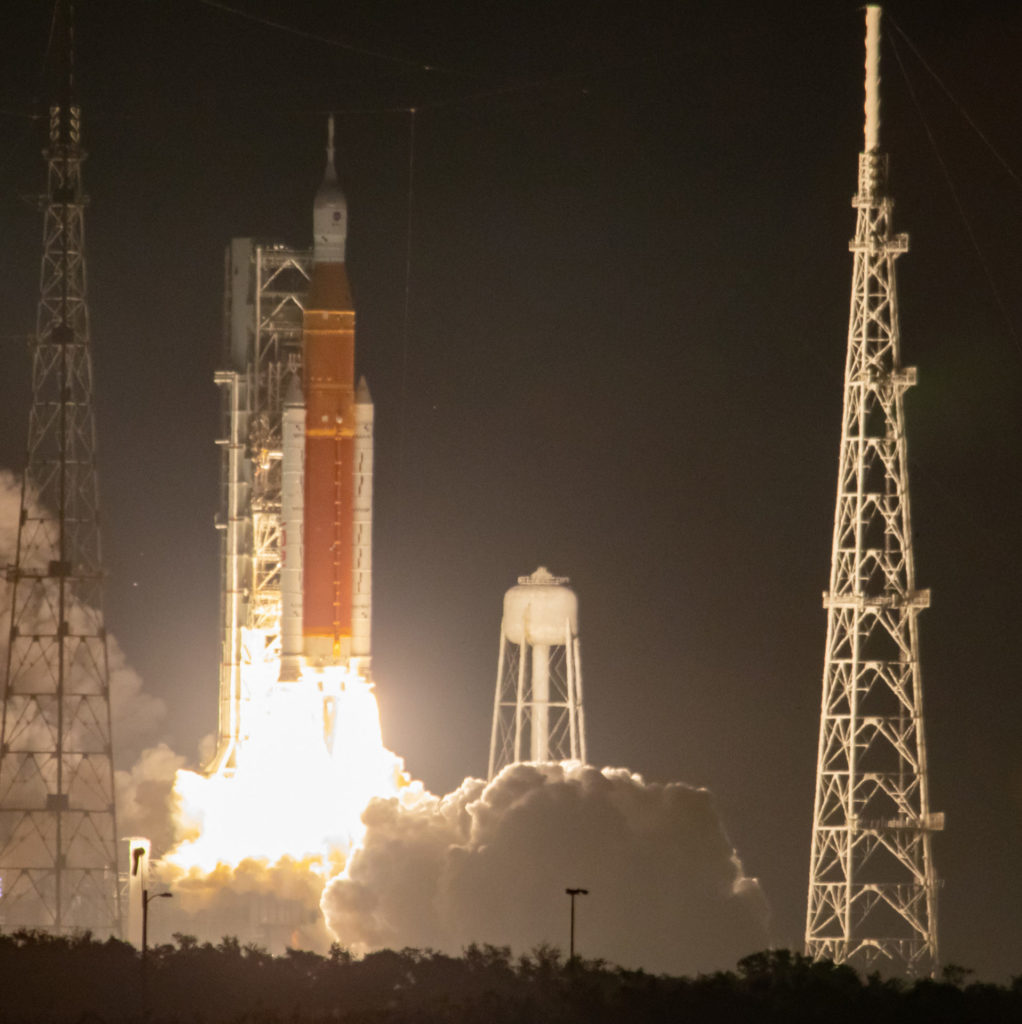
[
  {"x1": 142, "y1": 890, "x2": 172, "y2": 961},
  {"x1": 565, "y1": 887, "x2": 588, "y2": 962}
]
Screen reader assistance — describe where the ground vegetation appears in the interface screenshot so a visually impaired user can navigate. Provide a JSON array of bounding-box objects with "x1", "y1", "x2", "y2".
[{"x1": 0, "y1": 931, "x2": 1019, "y2": 1022}]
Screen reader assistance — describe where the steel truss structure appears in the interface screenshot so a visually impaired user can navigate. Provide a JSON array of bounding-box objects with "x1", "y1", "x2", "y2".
[
  {"x1": 210, "y1": 241, "x2": 311, "y2": 774},
  {"x1": 0, "y1": 28, "x2": 121, "y2": 935},
  {"x1": 805, "y1": 6, "x2": 941, "y2": 976},
  {"x1": 489, "y1": 568, "x2": 586, "y2": 779}
]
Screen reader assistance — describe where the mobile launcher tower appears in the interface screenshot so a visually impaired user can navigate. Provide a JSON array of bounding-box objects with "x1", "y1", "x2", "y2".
[{"x1": 208, "y1": 118, "x2": 374, "y2": 776}]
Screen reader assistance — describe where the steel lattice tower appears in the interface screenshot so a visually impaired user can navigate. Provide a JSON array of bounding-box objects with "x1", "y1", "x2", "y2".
[
  {"x1": 805, "y1": 6, "x2": 940, "y2": 975},
  {"x1": 0, "y1": 1, "x2": 120, "y2": 935},
  {"x1": 210, "y1": 240, "x2": 311, "y2": 774}
]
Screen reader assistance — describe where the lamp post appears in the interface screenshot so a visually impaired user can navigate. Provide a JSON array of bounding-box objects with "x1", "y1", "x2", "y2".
[
  {"x1": 140, "y1": 889, "x2": 172, "y2": 1014},
  {"x1": 141, "y1": 890, "x2": 172, "y2": 961},
  {"x1": 565, "y1": 887, "x2": 588, "y2": 962}
]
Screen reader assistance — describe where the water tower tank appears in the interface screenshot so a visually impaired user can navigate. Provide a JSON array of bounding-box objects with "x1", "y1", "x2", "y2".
[
  {"x1": 488, "y1": 567, "x2": 586, "y2": 778},
  {"x1": 502, "y1": 567, "x2": 578, "y2": 647}
]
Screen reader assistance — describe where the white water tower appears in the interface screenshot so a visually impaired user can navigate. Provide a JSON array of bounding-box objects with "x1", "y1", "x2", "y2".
[{"x1": 488, "y1": 567, "x2": 586, "y2": 779}]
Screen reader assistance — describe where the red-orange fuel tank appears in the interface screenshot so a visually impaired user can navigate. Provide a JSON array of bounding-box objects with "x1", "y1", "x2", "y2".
[{"x1": 302, "y1": 120, "x2": 357, "y2": 665}]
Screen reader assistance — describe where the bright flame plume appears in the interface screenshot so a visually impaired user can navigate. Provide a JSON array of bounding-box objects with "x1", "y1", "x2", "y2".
[{"x1": 164, "y1": 638, "x2": 408, "y2": 881}]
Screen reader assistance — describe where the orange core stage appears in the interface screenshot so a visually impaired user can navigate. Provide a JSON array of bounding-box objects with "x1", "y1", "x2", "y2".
[{"x1": 303, "y1": 263, "x2": 356, "y2": 663}]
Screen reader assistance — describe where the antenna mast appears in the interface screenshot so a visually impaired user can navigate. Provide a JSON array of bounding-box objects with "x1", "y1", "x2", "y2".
[
  {"x1": 804, "y1": 6, "x2": 940, "y2": 975},
  {"x1": 0, "y1": 0, "x2": 121, "y2": 935}
]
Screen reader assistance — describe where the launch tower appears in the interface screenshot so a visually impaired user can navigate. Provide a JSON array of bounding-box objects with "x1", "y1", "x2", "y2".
[
  {"x1": 805, "y1": 6, "x2": 941, "y2": 975},
  {"x1": 488, "y1": 568, "x2": 586, "y2": 779},
  {"x1": 0, "y1": 1, "x2": 121, "y2": 935},
  {"x1": 211, "y1": 240, "x2": 311, "y2": 772}
]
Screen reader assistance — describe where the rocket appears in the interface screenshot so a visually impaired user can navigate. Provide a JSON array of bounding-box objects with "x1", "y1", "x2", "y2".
[{"x1": 280, "y1": 116, "x2": 373, "y2": 677}]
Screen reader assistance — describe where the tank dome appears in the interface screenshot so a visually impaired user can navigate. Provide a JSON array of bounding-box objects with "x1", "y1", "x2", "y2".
[{"x1": 502, "y1": 566, "x2": 578, "y2": 646}]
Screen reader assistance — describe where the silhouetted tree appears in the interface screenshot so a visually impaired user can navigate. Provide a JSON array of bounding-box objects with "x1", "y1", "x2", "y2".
[{"x1": 0, "y1": 932, "x2": 1019, "y2": 1023}]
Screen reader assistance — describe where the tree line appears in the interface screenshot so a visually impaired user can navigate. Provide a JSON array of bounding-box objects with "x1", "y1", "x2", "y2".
[{"x1": 0, "y1": 930, "x2": 1019, "y2": 1023}]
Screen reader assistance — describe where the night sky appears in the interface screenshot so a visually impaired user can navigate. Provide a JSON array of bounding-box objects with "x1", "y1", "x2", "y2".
[{"x1": 1, "y1": 1, "x2": 1020, "y2": 980}]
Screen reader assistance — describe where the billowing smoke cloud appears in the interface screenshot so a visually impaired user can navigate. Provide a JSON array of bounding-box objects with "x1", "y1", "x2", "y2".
[
  {"x1": 108, "y1": 637, "x2": 170, "y2": 767},
  {"x1": 156, "y1": 855, "x2": 339, "y2": 952},
  {"x1": 115, "y1": 742, "x2": 186, "y2": 850},
  {"x1": 0, "y1": 470, "x2": 771, "y2": 970},
  {"x1": 0, "y1": 471, "x2": 21, "y2": 556},
  {"x1": 0, "y1": 470, "x2": 167, "y2": 757},
  {"x1": 0, "y1": 469, "x2": 176, "y2": 852},
  {"x1": 322, "y1": 762, "x2": 769, "y2": 974}
]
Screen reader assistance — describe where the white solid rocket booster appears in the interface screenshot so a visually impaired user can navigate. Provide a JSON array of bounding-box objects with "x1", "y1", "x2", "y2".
[
  {"x1": 351, "y1": 375, "x2": 374, "y2": 675},
  {"x1": 279, "y1": 376, "x2": 305, "y2": 682}
]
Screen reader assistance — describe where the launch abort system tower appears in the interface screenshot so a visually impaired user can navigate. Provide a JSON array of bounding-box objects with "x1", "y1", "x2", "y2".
[
  {"x1": 488, "y1": 567, "x2": 586, "y2": 779},
  {"x1": 805, "y1": 6, "x2": 941, "y2": 975},
  {"x1": 0, "y1": 1, "x2": 121, "y2": 935}
]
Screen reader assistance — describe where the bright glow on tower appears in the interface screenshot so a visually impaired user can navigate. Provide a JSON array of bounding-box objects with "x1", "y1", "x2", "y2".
[{"x1": 805, "y1": 5, "x2": 941, "y2": 976}]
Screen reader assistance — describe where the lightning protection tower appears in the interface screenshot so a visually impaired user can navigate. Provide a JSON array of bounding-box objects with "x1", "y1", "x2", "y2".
[
  {"x1": 488, "y1": 567, "x2": 586, "y2": 779},
  {"x1": 0, "y1": 1, "x2": 121, "y2": 935},
  {"x1": 805, "y1": 6, "x2": 941, "y2": 976}
]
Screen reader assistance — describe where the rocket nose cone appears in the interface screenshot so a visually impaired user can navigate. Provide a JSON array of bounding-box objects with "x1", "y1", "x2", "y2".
[{"x1": 314, "y1": 116, "x2": 348, "y2": 262}]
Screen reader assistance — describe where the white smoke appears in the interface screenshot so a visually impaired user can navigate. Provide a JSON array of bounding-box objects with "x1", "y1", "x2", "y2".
[
  {"x1": 0, "y1": 469, "x2": 176, "y2": 851},
  {"x1": 322, "y1": 762, "x2": 770, "y2": 974},
  {"x1": 109, "y1": 638, "x2": 170, "y2": 767},
  {"x1": 0, "y1": 471, "x2": 20, "y2": 556},
  {"x1": 0, "y1": 473, "x2": 771, "y2": 969},
  {"x1": 114, "y1": 742, "x2": 186, "y2": 849}
]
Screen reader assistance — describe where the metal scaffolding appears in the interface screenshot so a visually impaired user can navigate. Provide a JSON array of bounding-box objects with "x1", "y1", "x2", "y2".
[
  {"x1": 805, "y1": 6, "x2": 941, "y2": 976},
  {"x1": 210, "y1": 241, "x2": 311, "y2": 774},
  {"x1": 0, "y1": 4, "x2": 120, "y2": 935}
]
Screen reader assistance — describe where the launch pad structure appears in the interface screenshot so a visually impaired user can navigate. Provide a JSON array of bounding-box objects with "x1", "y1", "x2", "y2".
[
  {"x1": 805, "y1": 6, "x2": 941, "y2": 976},
  {"x1": 0, "y1": 1, "x2": 121, "y2": 936},
  {"x1": 211, "y1": 239, "x2": 311, "y2": 773}
]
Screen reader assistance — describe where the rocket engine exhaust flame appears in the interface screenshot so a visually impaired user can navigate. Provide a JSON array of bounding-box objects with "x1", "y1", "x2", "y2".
[{"x1": 165, "y1": 647, "x2": 408, "y2": 877}]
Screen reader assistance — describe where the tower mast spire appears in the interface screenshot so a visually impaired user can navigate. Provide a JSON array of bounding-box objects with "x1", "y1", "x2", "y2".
[
  {"x1": 804, "y1": 5, "x2": 941, "y2": 975},
  {"x1": 0, "y1": 0, "x2": 121, "y2": 935},
  {"x1": 864, "y1": 4, "x2": 880, "y2": 154}
]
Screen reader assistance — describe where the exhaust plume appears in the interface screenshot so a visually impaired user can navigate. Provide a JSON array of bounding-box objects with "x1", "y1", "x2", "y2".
[{"x1": 323, "y1": 762, "x2": 769, "y2": 974}]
